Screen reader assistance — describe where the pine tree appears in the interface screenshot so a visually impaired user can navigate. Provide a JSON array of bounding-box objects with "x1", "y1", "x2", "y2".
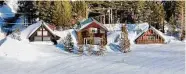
[
  {"x1": 52, "y1": 1, "x2": 72, "y2": 28},
  {"x1": 35, "y1": 1, "x2": 46, "y2": 21},
  {"x1": 148, "y1": 2, "x2": 165, "y2": 30},
  {"x1": 169, "y1": 15, "x2": 176, "y2": 35},
  {"x1": 72, "y1": 1, "x2": 88, "y2": 20},
  {"x1": 42, "y1": 1, "x2": 53, "y2": 23},
  {"x1": 174, "y1": 1, "x2": 185, "y2": 40},
  {"x1": 34, "y1": 1, "x2": 54, "y2": 23},
  {"x1": 64, "y1": 33, "x2": 74, "y2": 52},
  {"x1": 163, "y1": 1, "x2": 185, "y2": 39},
  {"x1": 136, "y1": 1, "x2": 146, "y2": 23}
]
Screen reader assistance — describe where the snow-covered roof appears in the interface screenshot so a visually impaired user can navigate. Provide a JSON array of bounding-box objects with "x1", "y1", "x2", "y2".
[
  {"x1": 124, "y1": 23, "x2": 149, "y2": 44},
  {"x1": 76, "y1": 18, "x2": 108, "y2": 31},
  {"x1": 126, "y1": 23, "x2": 149, "y2": 32},
  {"x1": 21, "y1": 21, "x2": 56, "y2": 40},
  {"x1": 121, "y1": 23, "x2": 169, "y2": 44},
  {"x1": 150, "y1": 26, "x2": 168, "y2": 42}
]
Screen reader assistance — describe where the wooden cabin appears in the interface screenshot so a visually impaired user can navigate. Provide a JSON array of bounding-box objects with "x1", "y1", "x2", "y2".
[
  {"x1": 76, "y1": 18, "x2": 108, "y2": 45},
  {"x1": 27, "y1": 21, "x2": 60, "y2": 42},
  {"x1": 134, "y1": 26, "x2": 165, "y2": 44}
]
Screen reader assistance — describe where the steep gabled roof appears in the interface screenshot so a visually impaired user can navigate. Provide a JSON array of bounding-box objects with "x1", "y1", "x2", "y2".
[
  {"x1": 76, "y1": 18, "x2": 108, "y2": 31},
  {"x1": 21, "y1": 21, "x2": 57, "y2": 40},
  {"x1": 134, "y1": 26, "x2": 168, "y2": 43}
]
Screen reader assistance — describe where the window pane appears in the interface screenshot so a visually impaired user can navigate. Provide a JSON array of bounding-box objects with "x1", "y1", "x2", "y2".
[
  {"x1": 34, "y1": 37, "x2": 42, "y2": 41},
  {"x1": 43, "y1": 31, "x2": 48, "y2": 36},
  {"x1": 43, "y1": 37, "x2": 50, "y2": 41},
  {"x1": 37, "y1": 31, "x2": 42, "y2": 36},
  {"x1": 43, "y1": 28, "x2": 45, "y2": 30},
  {"x1": 91, "y1": 28, "x2": 97, "y2": 33}
]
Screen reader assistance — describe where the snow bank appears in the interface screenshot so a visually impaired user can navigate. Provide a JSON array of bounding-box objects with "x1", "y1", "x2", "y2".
[
  {"x1": 0, "y1": 41, "x2": 184, "y2": 74},
  {"x1": 0, "y1": 37, "x2": 56, "y2": 62}
]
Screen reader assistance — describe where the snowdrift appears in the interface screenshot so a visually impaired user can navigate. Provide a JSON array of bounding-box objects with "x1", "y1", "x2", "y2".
[{"x1": 0, "y1": 37, "x2": 61, "y2": 62}]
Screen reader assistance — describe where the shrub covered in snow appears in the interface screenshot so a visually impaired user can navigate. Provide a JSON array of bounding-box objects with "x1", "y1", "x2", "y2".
[
  {"x1": 9, "y1": 29, "x2": 21, "y2": 41},
  {"x1": 59, "y1": 33, "x2": 74, "y2": 52},
  {"x1": 78, "y1": 44, "x2": 106, "y2": 56},
  {"x1": 77, "y1": 45, "x2": 84, "y2": 55}
]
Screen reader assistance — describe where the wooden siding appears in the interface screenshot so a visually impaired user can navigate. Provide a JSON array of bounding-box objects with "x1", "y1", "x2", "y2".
[
  {"x1": 81, "y1": 22, "x2": 107, "y2": 32},
  {"x1": 77, "y1": 22, "x2": 107, "y2": 45},
  {"x1": 135, "y1": 29, "x2": 164, "y2": 44}
]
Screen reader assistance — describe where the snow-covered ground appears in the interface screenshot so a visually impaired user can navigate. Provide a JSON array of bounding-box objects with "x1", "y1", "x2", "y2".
[
  {"x1": 0, "y1": 3, "x2": 184, "y2": 73},
  {"x1": 0, "y1": 36, "x2": 184, "y2": 74}
]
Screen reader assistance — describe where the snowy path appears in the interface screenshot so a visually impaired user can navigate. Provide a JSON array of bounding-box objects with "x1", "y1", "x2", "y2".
[{"x1": 0, "y1": 41, "x2": 184, "y2": 74}]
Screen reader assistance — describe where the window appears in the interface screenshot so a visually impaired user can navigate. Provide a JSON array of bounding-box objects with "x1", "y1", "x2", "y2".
[
  {"x1": 43, "y1": 28, "x2": 45, "y2": 30},
  {"x1": 43, "y1": 31, "x2": 48, "y2": 36},
  {"x1": 91, "y1": 28, "x2": 97, "y2": 33},
  {"x1": 43, "y1": 37, "x2": 50, "y2": 41},
  {"x1": 37, "y1": 31, "x2": 42, "y2": 36},
  {"x1": 34, "y1": 37, "x2": 42, "y2": 41},
  {"x1": 148, "y1": 36, "x2": 155, "y2": 40}
]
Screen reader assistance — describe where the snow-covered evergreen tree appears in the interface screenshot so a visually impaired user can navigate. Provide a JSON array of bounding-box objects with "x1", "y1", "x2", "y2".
[
  {"x1": 63, "y1": 33, "x2": 74, "y2": 52},
  {"x1": 96, "y1": 44, "x2": 105, "y2": 56},
  {"x1": 10, "y1": 28, "x2": 21, "y2": 41},
  {"x1": 120, "y1": 24, "x2": 131, "y2": 53}
]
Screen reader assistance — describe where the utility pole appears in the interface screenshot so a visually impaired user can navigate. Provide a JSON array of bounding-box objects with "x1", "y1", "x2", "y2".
[
  {"x1": 108, "y1": 7, "x2": 110, "y2": 24},
  {"x1": 111, "y1": 8, "x2": 112, "y2": 24}
]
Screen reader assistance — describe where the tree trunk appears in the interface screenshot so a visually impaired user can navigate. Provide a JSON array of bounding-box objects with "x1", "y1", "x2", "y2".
[{"x1": 180, "y1": 6, "x2": 185, "y2": 40}]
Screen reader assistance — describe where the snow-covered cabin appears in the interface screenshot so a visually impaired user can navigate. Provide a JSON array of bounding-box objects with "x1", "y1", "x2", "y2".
[
  {"x1": 21, "y1": 21, "x2": 60, "y2": 42},
  {"x1": 75, "y1": 18, "x2": 108, "y2": 45},
  {"x1": 123, "y1": 23, "x2": 168, "y2": 44},
  {"x1": 134, "y1": 26, "x2": 167, "y2": 44}
]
